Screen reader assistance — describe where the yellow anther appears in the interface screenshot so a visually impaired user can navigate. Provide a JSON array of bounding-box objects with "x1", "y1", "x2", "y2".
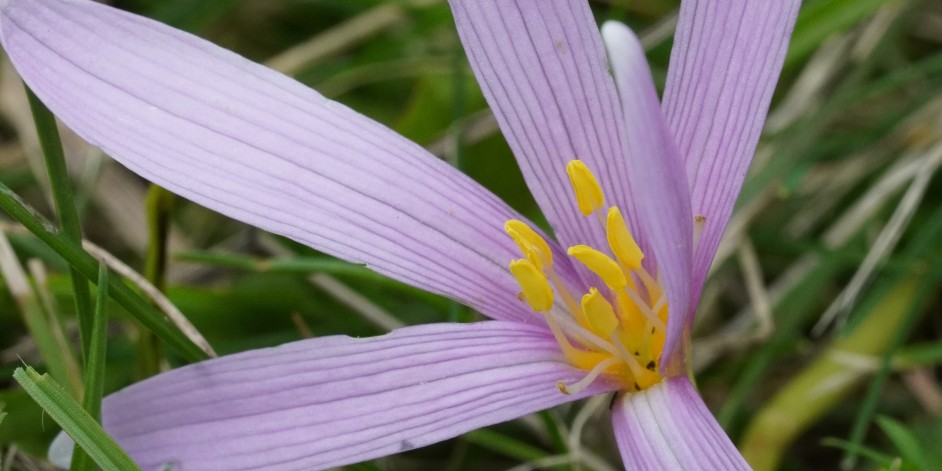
[
  {"x1": 566, "y1": 160, "x2": 604, "y2": 216},
  {"x1": 567, "y1": 245, "x2": 627, "y2": 290},
  {"x1": 499, "y1": 160, "x2": 673, "y2": 394},
  {"x1": 607, "y1": 207, "x2": 644, "y2": 271},
  {"x1": 505, "y1": 220, "x2": 553, "y2": 270},
  {"x1": 581, "y1": 288, "x2": 619, "y2": 338},
  {"x1": 509, "y1": 259, "x2": 555, "y2": 312}
]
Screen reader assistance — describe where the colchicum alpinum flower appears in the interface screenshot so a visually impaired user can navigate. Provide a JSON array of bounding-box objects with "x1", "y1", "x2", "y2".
[{"x1": 0, "y1": 0, "x2": 800, "y2": 469}]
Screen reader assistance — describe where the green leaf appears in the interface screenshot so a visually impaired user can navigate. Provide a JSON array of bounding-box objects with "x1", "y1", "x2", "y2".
[
  {"x1": 137, "y1": 185, "x2": 176, "y2": 379},
  {"x1": 72, "y1": 266, "x2": 111, "y2": 471},
  {"x1": 876, "y1": 416, "x2": 934, "y2": 471},
  {"x1": 177, "y1": 251, "x2": 388, "y2": 281},
  {"x1": 786, "y1": 0, "x2": 891, "y2": 67},
  {"x1": 0, "y1": 182, "x2": 208, "y2": 363},
  {"x1": 895, "y1": 341, "x2": 942, "y2": 368},
  {"x1": 464, "y1": 429, "x2": 548, "y2": 462},
  {"x1": 0, "y1": 231, "x2": 82, "y2": 396},
  {"x1": 13, "y1": 367, "x2": 142, "y2": 471},
  {"x1": 739, "y1": 278, "x2": 922, "y2": 471},
  {"x1": 822, "y1": 437, "x2": 896, "y2": 467},
  {"x1": 26, "y1": 86, "x2": 94, "y2": 361},
  {"x1": 841, "y1": 203, "x2": 942, "y2": 468}
]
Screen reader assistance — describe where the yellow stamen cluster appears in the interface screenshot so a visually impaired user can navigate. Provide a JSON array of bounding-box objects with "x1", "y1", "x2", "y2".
[{"x1": 506, "y1": 160, "x2": 669, "y2": 394}]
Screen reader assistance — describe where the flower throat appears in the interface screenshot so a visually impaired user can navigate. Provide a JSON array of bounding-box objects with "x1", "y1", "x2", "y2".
[{"x1": 506, "y1": 161, "x2": 668, "y2": 395}]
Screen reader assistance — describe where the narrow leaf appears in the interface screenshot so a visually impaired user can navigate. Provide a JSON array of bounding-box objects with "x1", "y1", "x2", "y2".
[
  {"x1": 72, "y1": 266, "x2": 111, "y2": 471},
  {"x1": 876, "y1": 416, "x2": 933, "y2": 471},
  {"x1": 0, "y1": 232, "x2": 82, "y2": 394},
  {"x1": 464, "y1": 429, "x2": 548, "y2": 462},
  {"x1": 0, "y1": 182, "x2": 208, "y2": 362},
  {"x1": 26, "y1": 85, "x2": 94, "y2": 359},
  {"x1": 13, "y1": 367, "x2": 141, "y2": 471}
]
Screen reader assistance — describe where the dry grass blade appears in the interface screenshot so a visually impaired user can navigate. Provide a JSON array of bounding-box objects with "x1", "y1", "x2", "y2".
[
  {"x1": 0, "y1": 230, "x2": 83, "y2": 394},
  {"x1": 266, "y1": 0, "x2": 441, "y2": 76},
  {"x1": 26, "y1": 258, "x2": 82, "y2": 388},
  {"x1": 702, "y1": 98, "x2": 942, "y2": 366},
  {"x1": 814, "y1": 142, "x2": 942, "y2": 334},
  {"x1": 901, "y1": 368, "x2": 942, "y2": 416},
  {"x1": 567, "y1": 395, "x2": 611, "y2": 471},
  {"x1": 737, "y1": 238, "x2": 774, "y2": 339},
  {"x1": 80, "y1": 240, "x2": 217, "y2": 358}
]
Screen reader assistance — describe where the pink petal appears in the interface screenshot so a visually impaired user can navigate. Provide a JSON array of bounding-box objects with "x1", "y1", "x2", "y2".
[
  {"x1": 0, "y1": 0, "x2": 568, "y2": 322},
  {"x1": 662, "y1": 0, "x2": 801, "y2": 300},
  {"x1": 448, "y1": 0, "x2": 632, "y2": 270},
  {"x1": 601, "y1": 22, "x2": 693, "y2": 373},
  {"x1": 59, "y1": 322, "x2": 615, "y2": 470},
  {"x1": 612, "y1": 376, "x2": 750, "y2": 470}
]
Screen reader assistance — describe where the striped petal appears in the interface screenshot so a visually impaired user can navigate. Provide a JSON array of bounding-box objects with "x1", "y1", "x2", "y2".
[
  {"x1": 0, "y1": 0, "x2": 583, "y2": 323},
  {"x1": 54, "y1": 322, "x2": 615, "y2": 471},
  {"x1": 612, "y1": 376, "x2": 750, "y2": 470},
  {"x1": 448, "y1": 0, "x2": 630, "y2": 267},
  {"x1": 662, "y1": 0, "x2": 801, "y2": 298},
  {"x1": 601, "y1": 22, "x2": 692, "y2": 373}
]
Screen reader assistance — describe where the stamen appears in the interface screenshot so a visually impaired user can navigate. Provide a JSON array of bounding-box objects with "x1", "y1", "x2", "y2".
[
  {"x1": 509, "y1": 259, "x2": 554, "y2": 312},
  {"x1": 567, "y1": 245, "x2": 627, "y2": 290},
  {"x1": 622, "y1": 286, "x2": 667, "y2": 333},
  {"x1": 635, "y1": 265, "x2": 660, "y2": 299},
  {"x1": 606, "y1": 207, "x2": 643, "y2": 271},
  {"x1": 505, "y1": 220, "x2": 553, "y2": 270},
  {"x1": 566, "y1": 160, "x2": 604, "y2": 216},
  {"x1": 651, "y1": 295, "x2": 667, "y2": 315},
  {"x1": 550, "y1": 311, "x2": 620, "y2": 356},
  {"x1": 541, "y1": 310, "x2": 579, "y2": 353},
  {"x1": 557, "y1": 357, "x2": 621, "y2": 395},
  {"x1": 547, "y1": 270, "x2": 583, "y2": 324},
  {"x1": 502, "y1": 159, "x2": 672, "y2": 395},
  {"x1": 581, "y1": 288, "x2": 619, "y2": 338}
]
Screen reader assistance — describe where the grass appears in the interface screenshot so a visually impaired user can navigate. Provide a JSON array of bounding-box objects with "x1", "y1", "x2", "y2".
[{"x1": 1, "y1": 0, "x2": 941, "y2": 470}]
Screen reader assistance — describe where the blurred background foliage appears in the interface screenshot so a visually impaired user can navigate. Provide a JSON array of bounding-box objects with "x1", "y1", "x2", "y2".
[{"x1": 0, "y1": 0, "x2": 941, "y2": 469}]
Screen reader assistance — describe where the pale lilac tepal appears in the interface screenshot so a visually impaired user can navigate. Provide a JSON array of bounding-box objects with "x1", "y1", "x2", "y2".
[{"x1": 0, "y1": 0, "x2": 800, "y2": 469}]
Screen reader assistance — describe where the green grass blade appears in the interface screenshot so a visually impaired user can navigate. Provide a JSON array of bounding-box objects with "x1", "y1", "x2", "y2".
[
  {"x1": 26, "y1": 86, "x2": 94, "y2": 360},
  {"x1": 13, "y1": 367, "x2": 142, "y2": 471},
  {"x1": 786, "y1": 0, "x2": 889, "y2": 68},
  {"x1": 137, "y1": 185, "x2": 175, "y2": 379},
  {"x1": 822, "y1": 437, "x2": 896, "y2": 468},
  {"x1": 0, "y1": 182, "x2": 208, "y2": 363},
  {"x1": 464, "y1": 429, "x2": 548, "y2": 462},
  {"x1": 739, "y1": 279, "x2": 921, "y2": 471},
  {"x1": 0, "y1": 232, "x2": 82, "y2": 395},
  {"x1": 839, "y1": 209, "x2": 942, "y2": 469},
  {"x1": 144, "y1": 185, "x2": 174, "y2": 292},
  {"x1": 71, "y1": 265, "x2": 111, "y2": 471},
  {"x1": 876, "y1": 416, "x2": 933, "y2": 471},
  {"x1": 176, "y1": 250, "x2": 384, "y2": 280},
  {"x1": 894, "y1": 342, "x2": 942, "y2": 368}
]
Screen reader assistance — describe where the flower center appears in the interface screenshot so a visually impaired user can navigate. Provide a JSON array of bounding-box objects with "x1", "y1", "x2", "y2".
[{"x1": 506, "y1": 160, "x2": 668, "y2": 395}]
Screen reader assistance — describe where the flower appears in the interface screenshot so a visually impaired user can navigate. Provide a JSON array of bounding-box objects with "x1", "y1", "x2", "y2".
[{"x1": 1, "y1": 0, "x2": 800, "y2": 469}]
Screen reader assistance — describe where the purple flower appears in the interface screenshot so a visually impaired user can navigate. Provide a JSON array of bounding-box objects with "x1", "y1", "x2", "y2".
[{"x1": 1, "y1": 0, "x2": 800, "y2": 469}]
